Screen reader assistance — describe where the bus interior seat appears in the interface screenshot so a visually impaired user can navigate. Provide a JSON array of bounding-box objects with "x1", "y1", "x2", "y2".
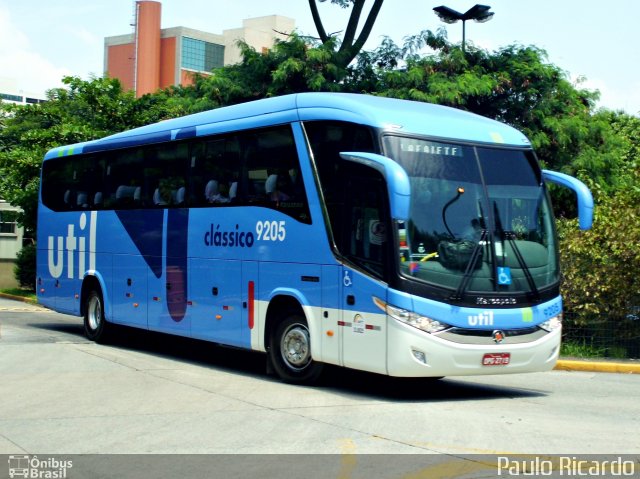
[
  {"x1": 64, "y1": 190, "x2": 74, "y2": 208},
  {"x1": 205, "y1": 180, "x2": 219, "y2": 202},
  {"x1": 174, "y1": 187, "x2": 186, "y2": 205},
  {"x1": 265, "y1": 174, "x2": 278, "y2": 199},
  {"x1": 205, "y1": 180, "x2": 233, "y2": 204},
  {"x1": 153, "y1": 188, "x2": 164, "y2": 205},
  {"x1": 229, "y1": 182, "x2": 238, "y2": 201},
  {"x1": 116, "y1": 185, "x2": 141, "y2": 206},
  {"x1": 76, "y1": 192, "x2": 89, "y2": 208}
]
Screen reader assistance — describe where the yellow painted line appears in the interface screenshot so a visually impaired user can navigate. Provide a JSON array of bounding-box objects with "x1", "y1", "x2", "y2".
[{"x1": 555, "y1": 359, "x2": 640, "y2": 374}]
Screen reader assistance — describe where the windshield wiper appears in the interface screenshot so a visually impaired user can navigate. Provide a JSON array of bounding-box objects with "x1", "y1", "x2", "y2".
[
  {"x1": 493, "y1": 202, "x2": 540, "y2": 301},
  {"x1": 450, "y1": 229, "x2": 487, "y2": 301}
]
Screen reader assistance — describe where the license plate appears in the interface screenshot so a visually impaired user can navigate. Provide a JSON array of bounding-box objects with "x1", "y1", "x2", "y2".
[{"x1": 482, "y1": 353, "x2": 511, "y2": 366}]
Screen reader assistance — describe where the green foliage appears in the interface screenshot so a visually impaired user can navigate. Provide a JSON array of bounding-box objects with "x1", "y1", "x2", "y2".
[
  {"x1": 0, "y1": 76, "x2": 177, "y2": 232},
  {"x1": 560, "y1": 340, "x2": 607, "y2": 359},
  {"x1": 560, "y1": 191, "x2": 640, "y2": 319},
  {"x1": 14, "y1": 242, "x2": 36, "y2": 290},
  {"x1": 168, "y1": 35, "x2": 345, "y2": 112},
  {"x1": 354, "y1": 31, "x2": 624, "y2": 195},
  {"x1": 558, "y1": 114, "x2": 640, "y2": 328},
  {"x1": 0, "y1": 287, "x2": 37, "y2": 301}
]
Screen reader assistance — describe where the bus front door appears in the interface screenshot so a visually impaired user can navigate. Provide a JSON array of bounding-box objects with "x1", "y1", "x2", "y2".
[
  {"x1": 341, "y1": 266, "x2": 387, "y2": 375},
  {"x1": 339, "y1": 173, "x2": 389, "y2": 375}
]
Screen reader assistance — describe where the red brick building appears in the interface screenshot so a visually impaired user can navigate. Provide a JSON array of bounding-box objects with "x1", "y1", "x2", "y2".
[{"x1": 104, "y1": 1, "x2": 294, "y2": 97}]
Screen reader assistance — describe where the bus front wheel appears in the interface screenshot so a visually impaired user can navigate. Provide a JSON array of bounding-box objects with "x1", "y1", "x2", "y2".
[
  {"x1": 269, "y1": 314, "x2": 323, "y2": 384},
  {"x1": 84, "y1": 289, "x2": 109, "y2": 343}
]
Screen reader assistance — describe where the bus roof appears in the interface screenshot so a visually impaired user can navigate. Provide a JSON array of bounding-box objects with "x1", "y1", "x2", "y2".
[{"x1": 44, "y1": 93, "x2": 531, "y2": 160}]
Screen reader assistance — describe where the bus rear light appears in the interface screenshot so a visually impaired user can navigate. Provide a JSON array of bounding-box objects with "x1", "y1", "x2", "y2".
[{"x1": 373, "y1": 297, "x2": 450, "y2": 334}]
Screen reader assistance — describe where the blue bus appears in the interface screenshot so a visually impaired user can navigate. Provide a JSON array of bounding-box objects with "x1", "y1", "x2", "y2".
[{"x1": 36, "y1": 93, "x2": 593, "y2": 383}]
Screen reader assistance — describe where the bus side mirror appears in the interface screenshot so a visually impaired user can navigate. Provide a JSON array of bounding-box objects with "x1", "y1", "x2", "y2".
[
  {"x1": 542, "y1": 169, "x2": 594, "y2": 230},
  {"x1": 340, "y1": 152, "x2": 411, "y2": 221}
]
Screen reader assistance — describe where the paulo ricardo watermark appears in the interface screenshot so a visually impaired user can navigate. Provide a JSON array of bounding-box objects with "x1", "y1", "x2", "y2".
[{"x1": 497, "y1": 456, "x2": 638, "y2": 477}]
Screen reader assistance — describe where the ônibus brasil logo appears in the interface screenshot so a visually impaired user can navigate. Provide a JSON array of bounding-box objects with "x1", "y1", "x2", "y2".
[{"x1": 8, "y1": 455, "x2": 73, "y2": 479}]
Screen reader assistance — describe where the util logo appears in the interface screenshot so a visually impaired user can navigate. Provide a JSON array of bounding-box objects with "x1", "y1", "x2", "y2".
[
  {"x1": 48, "y1": 211, "x2": 97, "y2": 279},
  {"x1": 467, "y1": 310, "x2": 494, "y2": 327}
]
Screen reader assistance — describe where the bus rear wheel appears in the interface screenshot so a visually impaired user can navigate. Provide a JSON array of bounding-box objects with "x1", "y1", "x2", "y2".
[
  {"x1": 84, "y1": 289, "x2": 109, "y2": 343},
  {"x1": 269, "y1": 314, "x2": 323, "y2": 384}
]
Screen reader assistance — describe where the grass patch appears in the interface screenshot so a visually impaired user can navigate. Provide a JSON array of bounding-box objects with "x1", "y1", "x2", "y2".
[
  {"x1": 561, "y1": 340, "x2": 629, "y2": 359},
  {"x1": 561, "y1": 340, "x2": 606, "y2": 359},
  {"x1": 0, "y1": 288, "x2": 37, "y2": 302}
]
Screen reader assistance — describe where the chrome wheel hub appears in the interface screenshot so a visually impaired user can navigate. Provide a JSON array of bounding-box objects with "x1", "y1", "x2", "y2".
[
  {"x1": 281, "y1": 324, "x2": 311, "y2": 369},
  {"x1": 87, "y1": 296, "x2": 102, "y2": 331}
]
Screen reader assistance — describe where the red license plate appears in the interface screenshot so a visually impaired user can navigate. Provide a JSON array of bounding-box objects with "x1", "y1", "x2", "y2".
[{"x1": 482, "y1": 353, "x2": 511, "y2": 366}]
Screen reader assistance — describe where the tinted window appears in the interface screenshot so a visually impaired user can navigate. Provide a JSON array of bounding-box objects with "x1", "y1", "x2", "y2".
[
  {"x1": 304, "y1": 121, "x2": 383, "y2": 273},
  {"x1": 41, "y1": 125, "x2": 311, "y2": 223}
]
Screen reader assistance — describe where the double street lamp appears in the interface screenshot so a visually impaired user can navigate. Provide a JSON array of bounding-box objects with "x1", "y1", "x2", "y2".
[{"x1": 433, "y1": 4, "x2": 494, "y2": 54}]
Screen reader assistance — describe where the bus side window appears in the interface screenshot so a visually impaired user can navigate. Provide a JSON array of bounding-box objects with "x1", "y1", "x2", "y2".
[
  {"x1": 241, "y1": 126, "x2": 311, "y2": 223},
  {"x1": 145, "y1": 143, "x2": 189, "y2": 208},
  {"x1": 191, "y1": 136, "x2": 241, "y2": 207},
  {"x1": 42, "y1": 155, "x2": 104, "y2": 211},
  {"x1": 104, "y1": 148, "x2": 145, "y2": 209}
]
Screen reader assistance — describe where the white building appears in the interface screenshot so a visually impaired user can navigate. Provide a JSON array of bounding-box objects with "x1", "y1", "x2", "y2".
[
  {"x1": 223, "y1": 15, "x2": 295, "y2": 65},
  {"x1": 0, "y1": 200, "x2": 24, "y2": 289},
  {"x1": 0, "y1": 77, "x2": 46, "y2": 105}
]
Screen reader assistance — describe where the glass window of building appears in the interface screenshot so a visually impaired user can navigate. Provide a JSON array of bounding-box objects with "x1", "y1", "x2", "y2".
[{"x1": 181, "y1": 37, "x2": 224, "y2": 72}]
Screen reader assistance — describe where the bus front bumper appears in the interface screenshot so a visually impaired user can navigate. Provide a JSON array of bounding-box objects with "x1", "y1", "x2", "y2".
[{"x1": 386, "y1": 319, "x2": 561, "y2": 377}]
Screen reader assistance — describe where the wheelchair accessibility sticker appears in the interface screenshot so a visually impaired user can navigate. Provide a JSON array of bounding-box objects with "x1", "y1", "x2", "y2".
[
  {"x1": 343, "y1": 270, "x2": 353, "y2": 288},
  {"x1": 497, "y1": 267, "x2": 512, "y2": 285}
]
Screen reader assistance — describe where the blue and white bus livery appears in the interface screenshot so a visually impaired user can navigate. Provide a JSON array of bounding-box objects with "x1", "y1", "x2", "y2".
[{"x1": 36, "y1": 93, "x2": 593, "y2": 383}]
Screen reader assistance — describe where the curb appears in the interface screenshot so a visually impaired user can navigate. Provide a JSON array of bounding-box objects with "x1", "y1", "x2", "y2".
[
  {"x1": 0, "y1": 292, "x2": 38, "y2": 305},
  {"x1": 555, "y1": 359, "x2": 640, "y2": 375}
]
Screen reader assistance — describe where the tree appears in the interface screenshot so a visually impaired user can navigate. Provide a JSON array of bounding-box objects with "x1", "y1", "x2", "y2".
[
  {"x1": 308, "y1": 0, "x2": 384, "y2": 72},
  {"x1": 167, "y1": 33, "x2": 345, "y2": 111},
  {"x1": 344, "y1": 31, "x2": 626, "y2": 214},
  {"x1": 556, "y1": 112, "x2": 640, "y2": 356},
  {"x1": 0, "y1": 76, "x2": 177, "y2": 233}
]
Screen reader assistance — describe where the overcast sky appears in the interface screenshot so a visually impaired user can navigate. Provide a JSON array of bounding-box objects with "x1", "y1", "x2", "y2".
[{"x1": 1, "y1": 0, "x2": 639, "y2": 115}]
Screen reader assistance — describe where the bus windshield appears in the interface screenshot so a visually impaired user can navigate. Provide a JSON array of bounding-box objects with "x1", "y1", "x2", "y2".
[{"x1": 383, "y1": 136, "x2": 559, "y2": 296}]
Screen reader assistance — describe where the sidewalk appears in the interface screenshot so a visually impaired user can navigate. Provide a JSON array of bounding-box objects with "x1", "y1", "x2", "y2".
[{"x1": 1, "y1": 292, "x2": 638, "y2": 374}]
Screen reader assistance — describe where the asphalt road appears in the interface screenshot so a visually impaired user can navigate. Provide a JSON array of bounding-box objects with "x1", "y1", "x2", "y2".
[{"x1": 1, "y1": 297, "x2": 639, "y2": 458}]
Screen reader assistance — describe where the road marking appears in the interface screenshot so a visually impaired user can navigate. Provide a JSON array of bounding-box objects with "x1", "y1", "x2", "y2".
[{"x1": 0, "y1": 307, "x2": 53, "y2": 312}]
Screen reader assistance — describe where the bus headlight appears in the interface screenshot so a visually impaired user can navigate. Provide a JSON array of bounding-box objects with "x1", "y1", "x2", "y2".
[
  {"x1": 539, "y1": 313, "x2": 563, "y2": 332},
  {"x1": 373, "y1": 297, "x2": 450, "y2": 334}
]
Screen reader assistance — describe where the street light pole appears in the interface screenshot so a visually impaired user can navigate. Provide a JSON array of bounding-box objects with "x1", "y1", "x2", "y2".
[{"x1": 433, "y1": 4, "x2": 494, "y2": 54}]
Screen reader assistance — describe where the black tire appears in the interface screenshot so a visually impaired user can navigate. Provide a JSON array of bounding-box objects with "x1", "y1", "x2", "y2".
[
  {"x1": 269, "y1": 314, "x2": 323, "y2": 384},
  {"x1": 84, "y1": 289, "x2": 109, "y2": 343}
]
